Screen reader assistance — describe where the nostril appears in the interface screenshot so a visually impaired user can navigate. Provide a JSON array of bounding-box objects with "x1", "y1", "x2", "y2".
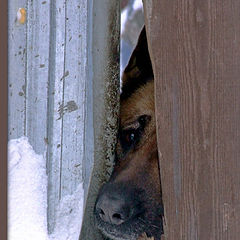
[
  {"x1": 95, "y1": 193, "x2": 133, "y2": 225},
  {"x1": 99, "y1": 209, "x2": 105, "y2": 216},
  {"x1": 111, "y1": 212, "x2": 124, "y2": 225},
  {"x1": 97, "y1": 207, "x2": 106, "y2": 220},
  {"x1": 112, "y1": 213, "x2": 122, "y2": 220}
]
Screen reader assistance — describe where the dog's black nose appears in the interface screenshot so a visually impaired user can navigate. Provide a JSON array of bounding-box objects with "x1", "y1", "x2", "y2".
[{"x1": 95, "y1": 194, "x2": 131, "y2": 225}]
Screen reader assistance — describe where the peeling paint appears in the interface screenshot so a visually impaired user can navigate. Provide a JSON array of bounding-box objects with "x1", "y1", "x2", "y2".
[
  {"x1": 22, "y1": 85, "x2": 26, "y2": 95},
  {"x1": 18, "y1": 85, "x2": 26, "y2": 97},
  {"x1": 44, "y1": 137, "x2": 49, "y2": 145},
  {"x1": 17, "y1": 8, "x2": 27, "y2": 24},
  {"x1": 57, "y1": 100, "x2": 78, "y2": 120},
  {"x1": 60, "y1": 70, "x2": 69, "y2": 81}
]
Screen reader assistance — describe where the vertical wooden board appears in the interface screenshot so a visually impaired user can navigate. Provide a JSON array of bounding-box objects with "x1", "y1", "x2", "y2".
[
  {"x1": 8, "y1": 0, "x2": 28, "y2": 138},
  {"x1": 46, "y1": 0, "x2": 66, "y2": 234},
  {"x1": 25, "y1": 0, "x2": 50, "y2": 154},
  {"x1": 60, "y1": 0, "x2": 87, "y2": 198},
  {"x1": 79, "y1": 0, "x2": 120, "y2": 239},
  {"x1": 9, "y1": 0, "x2": 88, "y2": 235},
  {"x1": 144, "y1": 0, "x2": 240, "y2": 239},
  {"x1": 82, "y1": 0, "x2": 94, "y2": 196}
]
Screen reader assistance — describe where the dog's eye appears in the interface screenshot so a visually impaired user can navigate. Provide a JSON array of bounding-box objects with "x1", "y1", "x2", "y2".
[
  {"x1": 120, "y1": 128, "x2": 139, "y2": 151},
  {"x1": 119, "y1": 115, "x2": 151, "y2": 153},
  {"x1": 124, "y1": 130, "x2": 136, "y2": 144}
]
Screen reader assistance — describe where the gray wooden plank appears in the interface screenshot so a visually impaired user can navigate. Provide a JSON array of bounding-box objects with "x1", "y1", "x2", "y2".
[
  {"x1": 46, "y1": 0, "x2": 66, "y2": 234},
  {"x1": 82, "y1": 0, "x2": 94, "y2": 198},
  {"x1": 79, "y1": 0, "x2": 120, "y2": 239},
  {"x1": 25, "y1": 0, "x2": 50, "y2": 154},
  {"x1": 9, "y1": 0, "x2": 119, "y2": 238},
  {"x1": 60, "y1": 0, "x2": 87, "y2": 198},
  {"x1": 8, "y1": 1, "x2": 28, "y2": 138}
]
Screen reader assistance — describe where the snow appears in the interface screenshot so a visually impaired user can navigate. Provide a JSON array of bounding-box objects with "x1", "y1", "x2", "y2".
[
  {"x1": 8, "y1": 137, "x2": 84, "y2": 240},
  {"x1": 121, "y1": 0, "x2": 143, "y2": 34},
  {"x1": 133, "y1": 0, "x2": 143, "y2": 11},
  {"x1": 120, "y1": 0, "x2": 144, "y2": 83},
  {"x1": 121, "y1": 7, "x2": 128, "y2": 34},
  {"x1": 8, "y1": 137, "x2": 48, "y2": 240}
]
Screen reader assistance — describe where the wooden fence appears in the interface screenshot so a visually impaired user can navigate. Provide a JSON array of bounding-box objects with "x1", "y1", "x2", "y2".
[
  {"x1": 9, "y1": 0, "x2": 120, "y2": 237},
  {"x1": 9, "y1": 0, "x2": 240, "y2": 239}
]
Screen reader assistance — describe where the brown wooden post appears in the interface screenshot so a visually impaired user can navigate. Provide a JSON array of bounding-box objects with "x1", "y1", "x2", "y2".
[{"x1": 144, "y1": 0, "x2": 240, "y2": 239}]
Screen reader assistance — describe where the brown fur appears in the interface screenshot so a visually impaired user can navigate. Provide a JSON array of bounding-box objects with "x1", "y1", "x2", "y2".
[
  {"x1": 138, "y1": 233, "x2": 155, "y2": 240},
  {"x1": 114, "y1": 80, "x2": 160, "y2": 199},
  {"x1": 94, "y1": 27, "x2": 163, "y2": 240}
]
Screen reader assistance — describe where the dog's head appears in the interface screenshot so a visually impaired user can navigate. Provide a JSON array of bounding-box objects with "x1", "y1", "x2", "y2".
[{"x1": 94, "y1": 27, "x2": 163, "y2": 240}]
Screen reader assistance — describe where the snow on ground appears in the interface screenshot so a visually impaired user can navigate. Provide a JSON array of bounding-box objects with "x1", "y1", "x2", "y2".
[
  {"x1": 8, "y1": 137, "x2": 84, "y2": 240},
  {"x1": 8, "y1": 137, "x2": 48, "y2": 240}
]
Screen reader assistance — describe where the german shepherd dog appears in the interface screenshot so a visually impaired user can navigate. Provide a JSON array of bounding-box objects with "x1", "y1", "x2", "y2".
[{"x1": 94, "y1": 27, "x2": 163, "y2": 240}]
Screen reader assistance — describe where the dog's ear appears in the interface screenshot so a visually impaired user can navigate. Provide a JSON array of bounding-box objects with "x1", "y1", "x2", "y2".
[
  {"x1": 121, "y1": 26, "x2": 153, "y2": 99},
  {"x1": 122, "y1": 27, "x2": 153, "y2": 85}
]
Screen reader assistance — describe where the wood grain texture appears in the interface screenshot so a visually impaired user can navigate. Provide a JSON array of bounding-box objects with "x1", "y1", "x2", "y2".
[
  {"x1": 25, "y1": 0, "x2": 50, "y2": 154},
  {"x1": 144, "y1": 0, "x2": 240, "y2": 239},
  {"x1": 8, "y1": 0, "x2": 28, "y2": 138},
  {"x1": 79, "y1": 1, "x2": 120, "y2": 239},
  {"x1": 47, "y1": 0, "x2": 88, "y2": 232}
]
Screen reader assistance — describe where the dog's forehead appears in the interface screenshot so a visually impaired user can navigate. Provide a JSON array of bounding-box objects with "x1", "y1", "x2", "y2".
[{"x1": 120, "y1": 80, "x2": 155, "y2": 126}]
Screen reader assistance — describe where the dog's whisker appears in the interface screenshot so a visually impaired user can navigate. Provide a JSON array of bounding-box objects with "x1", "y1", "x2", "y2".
[
  {"x1": 149, "y1": 224, "x2": 161, "y2": 230},
  {"x1": 138, "y1": 217, "x2": 161, "y2": 230}
]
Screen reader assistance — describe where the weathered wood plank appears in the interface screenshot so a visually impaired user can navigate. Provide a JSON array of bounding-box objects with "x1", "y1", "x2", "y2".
[
  {"x1": 9, "y1": 0, "x2": 89, "y2": 235},
  {"x1": 144, "y1": 0, "x2": 240, "y2": 239},
  {"x1": 9, "y1": 0, "x2": 119, "y2": 237},
  {"x1": 8, "y1": 0, "x2": 28, "y2": 138},
  {"x1": 60, "y1": 0, "x2": 87, "y2": 198},
  {"x1": 46, "y1": 0, "x2": 66, "y2": 233},
  {"x1": 25, "y1": 0, "x2": 50, "y2": 154},
  {"x1": 79, "y1": 0, "x2": 120, "y2": 239}
]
